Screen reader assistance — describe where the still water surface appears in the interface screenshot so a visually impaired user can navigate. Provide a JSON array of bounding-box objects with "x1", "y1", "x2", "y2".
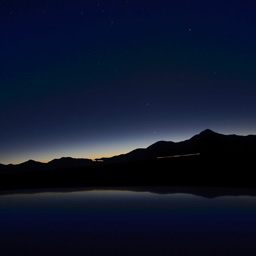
[{"x1": 1, "y1": 188, "x2": 256, "y2": 256}]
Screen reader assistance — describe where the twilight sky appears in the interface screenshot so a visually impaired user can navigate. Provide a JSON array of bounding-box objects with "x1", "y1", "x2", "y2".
[{"x1": 1, "y1": 0, "x2": 256, "y2": 164}]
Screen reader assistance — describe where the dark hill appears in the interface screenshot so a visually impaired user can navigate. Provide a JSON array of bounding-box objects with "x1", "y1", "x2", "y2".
[
  {"x1": 0, "y1": 160, "x2": 46, "y2": 174},
  {"x1": 18, "y1": 160, "x2": 46, "y2": 170},
  {"x1": 0, "y1": 129, "x2": 256, "y2": 190},
  {"x1": 47, "y1": 157, "x2": 93, "y2": 169},
  {"x1": 0, "y1": 157, "x2": 93, "y2": 173},
  {"x1": 100, "y1": 129, "x2": 256, "y2": 163},
  {"x1": 1, "y1": 129, "x2": 256, "y2": 170}
]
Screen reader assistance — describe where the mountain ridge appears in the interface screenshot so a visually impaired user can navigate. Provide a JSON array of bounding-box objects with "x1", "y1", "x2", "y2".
[
  {"x1": 0, "y1": 129, "x2": 255, "y2": 171},
  {"x1": 1, "y1": 129, "x2": 256, "y2": 190}
]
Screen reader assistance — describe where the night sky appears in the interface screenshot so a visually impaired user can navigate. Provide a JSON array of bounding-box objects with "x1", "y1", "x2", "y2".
[{"x1": 1, "y1": 0, "x2": 256, "y2": 164}]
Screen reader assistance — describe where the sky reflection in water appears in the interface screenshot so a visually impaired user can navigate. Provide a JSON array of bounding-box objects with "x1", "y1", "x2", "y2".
[{"x1": 1, "y1": 189, "x2": 256, "y2": 256}]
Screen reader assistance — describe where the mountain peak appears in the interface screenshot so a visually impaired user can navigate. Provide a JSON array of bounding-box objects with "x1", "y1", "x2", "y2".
[
  {"x1": 195, "y1": 129, "x2": 222, "y2": 138},
  {"x1": 21, "y1": 159, "x2": 42, "y2": 165},
  {"x1": 27, "y1": 159, "x2": 38, "y2": 163},
  {"x1": 199, "y1": 129, "x2": 216, "y2": 135},
  {"x1": 189, "y1": 129, "x2": 221, "y2": 142}
]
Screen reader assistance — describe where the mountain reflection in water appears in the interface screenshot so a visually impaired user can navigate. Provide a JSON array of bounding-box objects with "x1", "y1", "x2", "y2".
[{"x1": 1, "y1": 187, "x2": 256, "y2": 256}]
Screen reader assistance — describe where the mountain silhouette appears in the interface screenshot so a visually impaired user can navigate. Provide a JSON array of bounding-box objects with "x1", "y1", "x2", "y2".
[
  {"x1": 47, "y1": 157, "x2": 93, "y2": 169},
  {"x1": 0, "y1": 157, "x2": 93, "y2": 174},
  {"x1": 99, "y1": 129, "x2": 256, "y2": 163},
  {"x1": 0, "y1": 129, "x2": 256, "y2": 190},
  {"x1": 18, "y1": 160, "x2": 46, "y2": 170},
  {"x1": 0, "y1": 129, "x2": 255, "y2": 171}
]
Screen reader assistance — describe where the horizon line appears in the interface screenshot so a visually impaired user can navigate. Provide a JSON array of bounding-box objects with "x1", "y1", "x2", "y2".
[{"x1": 1, "y1": 129, "x2": 255, "y2": 166}]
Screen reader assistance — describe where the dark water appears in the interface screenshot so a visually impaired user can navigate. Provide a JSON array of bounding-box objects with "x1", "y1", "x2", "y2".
[{"x1": 1, "y1": 188, "x2": 256, "y2": 256}]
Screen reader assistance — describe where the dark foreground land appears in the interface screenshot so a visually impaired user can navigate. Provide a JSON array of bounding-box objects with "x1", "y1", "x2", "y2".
[
  {"x1": 0, "y1": 154, "x2": 255, "y2": 191},
  {"x1": 0, "y1": 129, "x2": 255, "y2": 191}
]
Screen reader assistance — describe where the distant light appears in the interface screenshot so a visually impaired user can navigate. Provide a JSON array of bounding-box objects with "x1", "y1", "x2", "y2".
[
  {"x1": 94, "y1": 159, "x2": 104, "y2": 162},
  {"x1": 157, "y1": 153, "x2": 200, "y2": 159}
]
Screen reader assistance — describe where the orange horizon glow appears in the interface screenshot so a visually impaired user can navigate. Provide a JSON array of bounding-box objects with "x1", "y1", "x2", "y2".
[{"x1": 1, "y1": 152, "x2": 126, "y2": 165}]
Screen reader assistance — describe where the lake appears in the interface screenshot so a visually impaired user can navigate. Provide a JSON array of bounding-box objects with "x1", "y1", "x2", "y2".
[{"x1": 1, "y1": 187, "x2": 256, "y2": 256}]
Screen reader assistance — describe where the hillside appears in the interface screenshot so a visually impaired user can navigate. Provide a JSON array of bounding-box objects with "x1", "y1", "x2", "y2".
[{"x1": 0, "y1": 129, "x2": 255, "y2": 190}]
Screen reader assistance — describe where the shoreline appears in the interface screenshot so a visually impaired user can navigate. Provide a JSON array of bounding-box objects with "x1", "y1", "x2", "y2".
[{"x1": 1, "y1": 185, "x2": 256, "y2": 199}]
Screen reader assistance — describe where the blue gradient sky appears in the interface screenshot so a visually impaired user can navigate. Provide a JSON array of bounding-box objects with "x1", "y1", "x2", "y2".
[{"x1": 1, "y1": 0, "x2": 256, "y2": 164}]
